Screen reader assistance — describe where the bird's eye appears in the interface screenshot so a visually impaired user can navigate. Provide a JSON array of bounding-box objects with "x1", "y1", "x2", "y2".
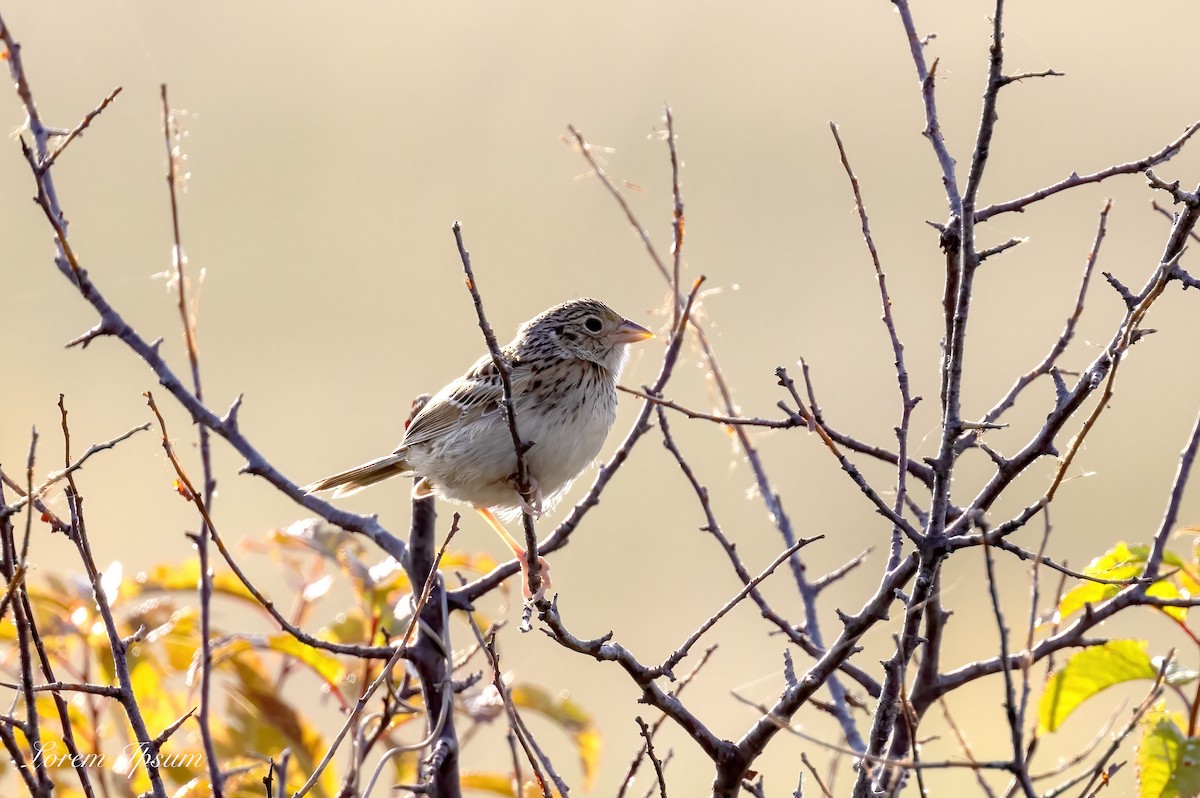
[{"x1": 584, "y1": 316, "x2": 603, "y2": 333}]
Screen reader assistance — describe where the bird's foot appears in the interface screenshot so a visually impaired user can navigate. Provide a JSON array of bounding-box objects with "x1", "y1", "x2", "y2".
[
  {"x1": 508, "y1": 473, "x2": 544, "y2": 517},
  {"x1": 519, "y1": 552, "x2": 553, "y2": 603}
]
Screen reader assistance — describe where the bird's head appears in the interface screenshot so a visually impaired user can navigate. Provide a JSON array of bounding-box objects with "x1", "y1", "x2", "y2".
[{"x1": 518, "y1": 298, "x2": 654, "y2": 375}]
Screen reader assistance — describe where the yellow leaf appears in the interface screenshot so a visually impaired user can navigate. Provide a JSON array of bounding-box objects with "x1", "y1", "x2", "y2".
[
  {"x1": 212, "y1": 634, "x2": 346, "y2": 689},
  {"x1": 460, "y1": 770, "x2": 518, "y2": 796},
  {"x1": 134, "y1": 562, "x2": 259, "y2": 607},
  {"x1": 510, "y1": 684, "x2": 600, "y2": 788}
]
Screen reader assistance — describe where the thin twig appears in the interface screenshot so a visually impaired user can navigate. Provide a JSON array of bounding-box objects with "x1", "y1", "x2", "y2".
[
  {"x1": 965, "y1": 200, "x2": 1110, "y2": 445},
  {"x1": 451, "y1": 221, "x2": 542, "y2": 600},
  {"x1": 144, "y1": 392, "x2": 397, "y2": 659},
  {"x1": 976, "y1": 121, "x2": 1200, "y2": 221},
  {"x1": 665, "y1": 104, "x2": 685, "y2": 332},
  {"x1": 40, "y1": 85, "x2": 123, "y2": 173},
  {"x1": 982, "y1": 539, "x2": 1035, "y2": 796},
  {"x1": 621, "y1": 385, "x2": 933, "y2": 487},
  {"x1": 616, "y1": 645, "x2": 718, "y2": 798},
  {"x1": 1, "y1": 422, "x2": 151, "y2": 519},
  {"x1": 829, "y1": 120, "x2": 920, "y2": 569},
  {"x1": 656, "y1": 535, "x2": 820, "y2": 679},
  {"x1": 801, "y1": 752, "x2": 834, "y2": 798},
  {"x1": 636, "y1": 716, "x2": 668, "y2": 798},
  {"x1": 938, "y1": 697, "x2": 998, "y2": 798},
  {"x1": 57, "y1": 400, "x2": 169, "y2": 798},
  {"x1": 464, "y1": 616, "x2": 550, "y2": 797},
  {"x1": 451, "y1": 275, "x2": 705, "y2": 605},
  {"x1": 305, "y1": 523, "x2": 458, "y2": 798},
  {"x1": 160, "y1": 82, "x2": 224, "y2": 798}
]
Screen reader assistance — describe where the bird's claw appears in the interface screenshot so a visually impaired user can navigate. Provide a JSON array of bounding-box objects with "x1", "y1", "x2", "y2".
[
  {"x1": 519, "y1": 553, "x2": 553, "y2": 603},
  {"x1": 509, "y1": 474, "x2": 544, "y2": 517}
]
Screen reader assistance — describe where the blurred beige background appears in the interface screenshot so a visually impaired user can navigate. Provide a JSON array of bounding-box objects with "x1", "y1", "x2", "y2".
[{"x1": 4, "y1": 1, "x2": 1200, "y2": 794}]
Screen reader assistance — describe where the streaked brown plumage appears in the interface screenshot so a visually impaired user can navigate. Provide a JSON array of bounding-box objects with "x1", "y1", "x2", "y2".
[{"x1": 307, "y1": 298, "x2": 654, "y2": 599}]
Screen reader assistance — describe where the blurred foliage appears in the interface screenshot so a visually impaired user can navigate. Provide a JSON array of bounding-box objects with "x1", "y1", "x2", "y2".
[{"x1": 0, "y1": 520, "x2": 598, "y2": 797}]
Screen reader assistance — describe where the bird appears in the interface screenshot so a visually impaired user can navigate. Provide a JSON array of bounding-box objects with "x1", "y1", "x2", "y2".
[{"x1": 306, "y1": 298, "x2": 654, "y2": 601}]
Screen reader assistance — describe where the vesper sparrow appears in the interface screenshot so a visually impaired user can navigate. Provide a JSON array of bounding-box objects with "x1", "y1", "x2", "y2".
[{"x1": 307, "y1": 298, "x2": 654, "y2": 599}]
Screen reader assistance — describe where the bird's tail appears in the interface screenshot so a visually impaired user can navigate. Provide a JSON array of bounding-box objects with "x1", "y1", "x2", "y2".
[{"x1": 305, "y1": 453, "x2": 410, "y2": 498}]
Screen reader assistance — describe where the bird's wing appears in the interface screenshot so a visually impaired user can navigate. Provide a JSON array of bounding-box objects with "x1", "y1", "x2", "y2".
[{"x1": 398, "y1": 352, "x2": 529, "y2": 451}]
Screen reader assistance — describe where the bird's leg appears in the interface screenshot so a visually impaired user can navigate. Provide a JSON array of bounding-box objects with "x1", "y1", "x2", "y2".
[
  {"x1": 506, "y1": 473, "x2": 544, "y2": 517},
  {"x1": 475, "y1": 506, "x2": 551, "y2": 602}
]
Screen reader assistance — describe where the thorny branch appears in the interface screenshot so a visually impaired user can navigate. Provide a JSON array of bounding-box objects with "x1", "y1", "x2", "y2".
[{"x1": 2, "y1": 4, "x2": 1200, "y2": 797}]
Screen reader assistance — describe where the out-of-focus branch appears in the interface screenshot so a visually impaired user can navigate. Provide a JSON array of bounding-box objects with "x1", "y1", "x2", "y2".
[
  {"x1": 718, "y1": 554, "x2": 919, "y2": 796},
  {"x1": 160, "y1": 82, "x2": 224, "y2": 798},
  {"x1": 656, "y1": 406, "x2": 881, "y2": 696}
]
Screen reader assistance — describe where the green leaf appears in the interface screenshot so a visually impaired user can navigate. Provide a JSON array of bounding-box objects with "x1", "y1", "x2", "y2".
[
  {"x1": 1137, "y1": 706, "x2": 1200, "y2": 798},
  {"x1": 1039, "y1": 640, "x2": 1158, "y2": 733}
]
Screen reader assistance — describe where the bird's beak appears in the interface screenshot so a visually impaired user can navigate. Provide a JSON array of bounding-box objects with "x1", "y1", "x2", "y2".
[{"x1": 613, "y1": 319, "x2": 655, "y2": 343}]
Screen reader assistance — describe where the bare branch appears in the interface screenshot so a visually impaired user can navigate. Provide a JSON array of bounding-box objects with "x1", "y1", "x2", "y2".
[
  {"x1": 997, "y1": 68, "x2": 1064, "y2": 86},
  {"x1": 144, "y1": 392, "x2": 399, "y2": 660},
  {"x1": 969, "y1": 200, "x2": 1109, "y2": 440},
  {"x1": 39, "y1": 85, "x2": 122, "y2": 173},
  {"x1": 636, "y1": 716, "x2": 669, "y2": 798},
  {"x1": 452, "y1": 221, "x2": 542, "y2": 599},
  {"x1": 976, "y1": 121, "x2": 1200, "y2": 221},
  {"x1": 450, "y1": 276, "x2": 704, "y2": 606},
  {"x1": 982, "y1": 540, "x2": 1035, "y2": 796},
  {"x1": 2, "y1": 421, "x2": 149, "y2": 522},
  {"x1": 829, "y1": 120, "x2": 922, "y2": 568},
  {"x1": 616, "y1": 645, "x2": 717, "y2": 798},
  {"x1": 657, "y1": 536, "x2": 820, "y2": 679},
  {"x1": 889, "y1": 1, "x2": 962, "y2": 214}
]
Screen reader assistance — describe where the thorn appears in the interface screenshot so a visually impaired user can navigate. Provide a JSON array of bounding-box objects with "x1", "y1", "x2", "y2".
[
  {"x1": 979, "y1": 443, "x2": 1007, "y2": 468},
  {"x1": 1050, "y1": 368, "x2": 1069, "y2": 407},
  {"x1": 64, "y1": 320, "x2": 115, "y2": 349},
  {"x1": 1101, "y1": 271, "x2": 1137, "y2": 309},
  {"x1": 121, "y1": 624, "x2": 146, "y2": 649},
  {"x1": 222, "y1": 393, "x2": 244, "y2": 428},
  {"x1": 1171, "y1": 265, "x2": 1200, "y2": 290}
]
